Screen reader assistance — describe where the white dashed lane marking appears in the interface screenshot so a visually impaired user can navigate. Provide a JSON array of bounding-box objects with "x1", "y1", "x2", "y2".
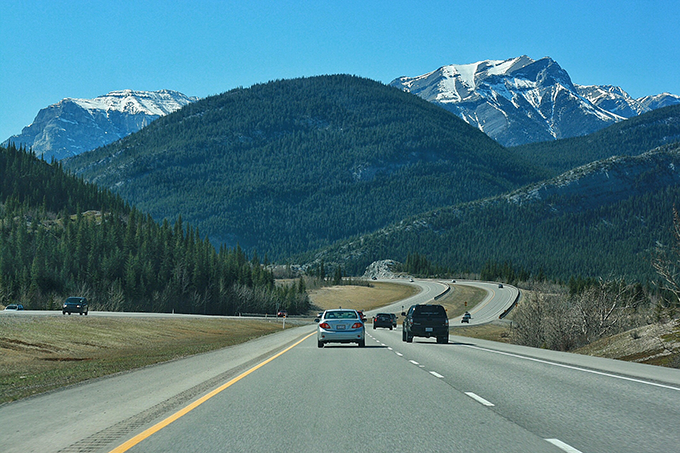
[
  {"x1": 465, "y1": 392, "x2": 495, "y2": 407},
  {"x1": 545, "y1": 438, "x2": 583, "y2": 453}
]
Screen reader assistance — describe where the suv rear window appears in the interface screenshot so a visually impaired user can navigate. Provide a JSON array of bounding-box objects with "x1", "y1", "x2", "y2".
[{"x1": 413, "y1": 305, "x2": 446, "y2": 317}]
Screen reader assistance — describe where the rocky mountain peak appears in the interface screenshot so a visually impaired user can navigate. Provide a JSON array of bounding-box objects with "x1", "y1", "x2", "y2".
[{"x1": 3, "y1": 89, "x2": 197, "y2": 161}]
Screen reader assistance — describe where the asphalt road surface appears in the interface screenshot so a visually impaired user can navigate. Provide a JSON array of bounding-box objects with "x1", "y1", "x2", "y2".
[{"x1": 2, "y1": 281, "x2": 680, "y2": 453}]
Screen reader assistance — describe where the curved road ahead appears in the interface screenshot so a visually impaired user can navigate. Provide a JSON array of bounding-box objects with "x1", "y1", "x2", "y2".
[
  {"x1": 366, "y1": 278, "x2": 518, "y2": 326},
  {"x1": 2, "y1": 280, "x2": 680, "y2": 453}
]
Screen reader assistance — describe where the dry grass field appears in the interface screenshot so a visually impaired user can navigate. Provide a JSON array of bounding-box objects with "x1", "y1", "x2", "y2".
[
  {"x1": 308, "y1": 281, "x2": 418, "y2": 312},
  {"x1": 0, "y1": 316, "x2": 289, "y2": 404}
]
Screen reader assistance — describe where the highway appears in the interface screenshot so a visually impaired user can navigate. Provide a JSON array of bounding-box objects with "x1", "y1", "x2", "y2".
[{"x1": 2, "y1": 281, "x2": 680, "y2": 452}]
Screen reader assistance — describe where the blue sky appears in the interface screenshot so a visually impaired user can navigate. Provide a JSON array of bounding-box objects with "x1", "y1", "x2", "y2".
[{"x1": 2, "y1": 0, "x2": 679, "y2": 142}]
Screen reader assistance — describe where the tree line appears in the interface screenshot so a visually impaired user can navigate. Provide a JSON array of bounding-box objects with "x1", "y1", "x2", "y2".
[{"x1": 0, "y1": 143, "x2": 309, "y2": 314}]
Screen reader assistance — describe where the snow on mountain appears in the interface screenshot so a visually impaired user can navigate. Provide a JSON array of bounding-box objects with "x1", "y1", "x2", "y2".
[
  {"x1": 71, "y1": 89, "x2": 196, "y2": 116},
  {"x1": 391, "y1": 56, "x2": 662, "y2": 147},
  {"x1": 637, "y1": 93, "x2": 680, "y2": 111},
  {"x1": 4, "y1": 89, "x2": 198, "y2": 161},
  {"x1": 576, "y1": 85, "x2": 680, "y2": 119}
]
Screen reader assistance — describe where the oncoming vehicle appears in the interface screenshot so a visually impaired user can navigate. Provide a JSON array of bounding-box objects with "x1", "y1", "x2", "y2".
[
  {"x1": 4, "y1": 304, "x2": 24, "y2": 311},
  {"x1": 316, "y1": 309, "x2": 365, "y2": 348},
  {"x1": 402, "y1": 304, "x2": 449, "y2": 344},
  {"x1": 62, "y1": 297, "x2": 88, "y2": 315},
  {"x1": 373, "y1": 313, "x2": 393, "y2": 330}
]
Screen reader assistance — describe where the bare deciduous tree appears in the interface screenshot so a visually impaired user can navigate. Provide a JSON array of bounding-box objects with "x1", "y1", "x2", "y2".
[{"x1": 652, "y1": 206, "x2": 680, "y2": 319}]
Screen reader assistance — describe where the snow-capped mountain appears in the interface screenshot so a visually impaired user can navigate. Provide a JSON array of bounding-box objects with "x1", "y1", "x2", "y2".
[
  {"x1": 390, "y1": 56, "x2": 678, "y2": 147},
  {"x1": 576, "y1": 84, "x2": 680, "y2": 119},
  {"x1": 4, "y1": 90, "x2": 198, "y2": 161}
]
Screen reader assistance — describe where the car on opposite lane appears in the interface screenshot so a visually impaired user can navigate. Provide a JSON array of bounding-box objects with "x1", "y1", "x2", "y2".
[
  {"x1": 62, "y1": 297, "x2": 89, "y2": 315},
  {"x1": 3, "y1": 304, "x2": 24, "y2": 311},
  {"x1": 316, "y1": 309, "x2": 365, "y2": 348}
]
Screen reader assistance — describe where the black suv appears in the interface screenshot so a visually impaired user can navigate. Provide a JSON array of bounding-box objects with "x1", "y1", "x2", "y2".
[
  {"x1": 62, "y1": 297, "x2": 88, "y2": 315},
  {"x1": 402, "y1": 304, "x2": 449, "y2": 344},
  {"x1": 373, "y1": 313, "x2": 394, "y2": 330}
]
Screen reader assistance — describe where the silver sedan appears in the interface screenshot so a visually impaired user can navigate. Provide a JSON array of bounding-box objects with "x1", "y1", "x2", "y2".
[{"x1": 316, "y1": 309, "x2": 365, "y2": 348}]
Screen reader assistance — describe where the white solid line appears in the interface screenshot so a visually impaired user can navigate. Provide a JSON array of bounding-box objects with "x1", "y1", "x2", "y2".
[
  {"x1": 430, "y1": 371, "x2": 444, "y2": 378},
  {"x1": 465, "y1": 345, "x2": 680, "y2": 392},
  {"x1": 409, "y1": 360, "x2": 419, "y2": 365},
  {"x1": 545, "y1": 438, "x2": 583, "y2": 453},
  {"x1": 465, "y1": 392, "x2": 495, "y2": 407}
]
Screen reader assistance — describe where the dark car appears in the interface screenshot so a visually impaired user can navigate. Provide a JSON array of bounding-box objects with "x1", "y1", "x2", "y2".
[
  {"x1": 389, "y1": 313, "x2": 397, "y2": 328},
  {"x1": 402, "y1": 304, "x2": 449, "y2": 344},
  {"x1": 62, "y1": 297, "x2": 88, "y2": 315},
  {"x1": 277, "y1": 309, "x2": 288, "y2": 317},
  {"x1": 461, "y1": 312, "x2": 471, "y2": 323},
  {"x1": 357, "y1": 310, "x2": 367, "y2": 321},
  {"x1": 373, "y1": 313, "x2": 394, "y2": 330}
]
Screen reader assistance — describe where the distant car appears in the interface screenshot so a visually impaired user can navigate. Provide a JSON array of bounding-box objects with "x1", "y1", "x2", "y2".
[
  {"x1": 373, "y1": 313, "x2": 393, "y2": 330},
  {"x1": 461, "y1": 312, "x2": 471, "y2": 323},
  {"x1": 371, "y1": 276, "x2": 377, "y2": 280},
  {"x1": 409, "y1": 278, "x2": 414, "y2": 282},
  {"x1": 498, "y1": 283, "x2": 504, "y2": 288},
  {"x1": 62, "y1": 297, "x2": 88, "y2": 315},
  {"x1": 389, "y1": 313, "x2": 398, "y2": 328},
  {"x1": 277, "y1": 309, "x2": 288, "y2": 317},
  {"x1": 357, "y1": 310, "x2": 367, "y2": 321},
  {"x1": 4, "y1": 304, "x2": 24, "y2": 311},
  {"x1": 316, "y1": 309, "x2": 365, "y2": 348}
]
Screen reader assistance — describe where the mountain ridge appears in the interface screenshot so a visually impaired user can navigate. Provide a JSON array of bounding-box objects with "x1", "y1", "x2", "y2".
[
  {"x1": 391, "y1": 56, "x2": 680, "y2": 147},
  {"x1": 3, "y1": 89, "x2": 197, "y2": 161},
  {"x1": 306, "y1": 142, "x2": 680, "y2": 279},
  {"x1": 63, "y1": 75, "x2": 544, "y2": 258}
]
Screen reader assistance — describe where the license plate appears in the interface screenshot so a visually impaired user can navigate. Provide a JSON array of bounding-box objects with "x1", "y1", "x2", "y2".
[
  {"x1": 425, "y1": 327, "x2": 433, "y2": 332},
  {"x1": 336, "y1": 325, "x2": 346, "y2": 330}
]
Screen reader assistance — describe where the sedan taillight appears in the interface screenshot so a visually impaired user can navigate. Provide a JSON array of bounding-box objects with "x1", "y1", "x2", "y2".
[
  {"x1": 351, "y1": 323, "x2": 363, "y2": 329},
  {"x1": 319, "y1": 322, "x2": 331, "y2": 329}
]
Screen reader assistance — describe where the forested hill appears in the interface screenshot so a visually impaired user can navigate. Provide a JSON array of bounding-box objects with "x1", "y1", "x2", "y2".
[
  {"x1": 0, "y1": 144, "x2": 308, "y2": 314},
  {"x1": 306, "y1": 143, "x2": 680, "y2": 282},
  {"x1": 64, "y1": 75, "x2": 546, "y2": 259},
  {"x1": 511, "y1": 104, "x2": 680, "y2": 175}
]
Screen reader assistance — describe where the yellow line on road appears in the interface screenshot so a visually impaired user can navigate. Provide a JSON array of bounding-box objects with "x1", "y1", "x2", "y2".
[{"x1": 109, "y1": 331, "x2": 316, "y2": 453}]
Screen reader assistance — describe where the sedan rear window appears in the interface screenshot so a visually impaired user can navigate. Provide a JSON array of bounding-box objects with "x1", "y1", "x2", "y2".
[{"x1": 325, "y1": 311, "x2": 358, "y2": 319}]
